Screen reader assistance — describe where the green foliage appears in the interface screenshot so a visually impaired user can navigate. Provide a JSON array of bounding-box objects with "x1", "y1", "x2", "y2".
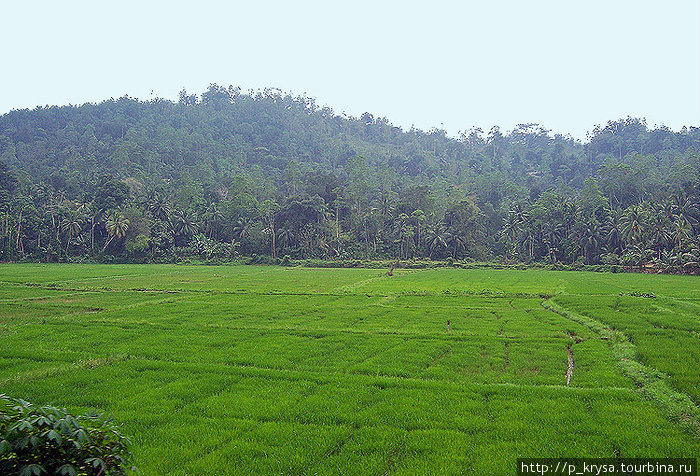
[
  {"x1": 0, "y1": 91, "x2": 698, "y2": 267},
  {"x1": 0, "y1": 395, "x2": 136, "y2": 476}
]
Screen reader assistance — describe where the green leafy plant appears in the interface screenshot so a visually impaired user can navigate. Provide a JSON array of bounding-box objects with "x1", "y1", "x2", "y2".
[{"x1": 0, "y1": 394, "x2": 137, "y2": 476}]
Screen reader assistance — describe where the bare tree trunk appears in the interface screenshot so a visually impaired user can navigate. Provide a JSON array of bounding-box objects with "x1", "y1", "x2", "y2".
[
  {"x1": 15, "y1": 210, "x2": 22, "y2": 251},
  {"x1": 270, "y1": 221, "x2": 276, "y2": 259},
  {"x1": 101, "y1": 235, "x2": 114, "y2": 253}
]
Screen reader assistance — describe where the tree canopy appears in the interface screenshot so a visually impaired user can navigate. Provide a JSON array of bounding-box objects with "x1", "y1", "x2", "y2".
[{"x1": 1, "y1": 85, "x2": 699, "y2": 270}]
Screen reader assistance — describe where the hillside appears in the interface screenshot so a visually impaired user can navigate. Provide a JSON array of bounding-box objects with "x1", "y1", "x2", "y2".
[{"x1": 0, "y1": 85, "x2": 699, "y2": 267}]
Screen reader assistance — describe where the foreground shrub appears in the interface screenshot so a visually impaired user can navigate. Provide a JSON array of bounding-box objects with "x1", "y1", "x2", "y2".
[{"x1": 0, "y1": 394, "x2": 136, "y2": 476}]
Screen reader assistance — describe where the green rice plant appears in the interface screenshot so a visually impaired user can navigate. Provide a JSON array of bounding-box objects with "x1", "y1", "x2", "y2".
[
  {"x1": 545, "y1": 298, "x2": 700, "y2": 436},
  {"x1": 0, "y1": 264, "x2": 698, "y2": 474}
]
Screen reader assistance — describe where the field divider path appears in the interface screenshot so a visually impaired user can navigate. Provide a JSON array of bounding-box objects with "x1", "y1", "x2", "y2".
[
  {"x1": 0, "y1": 279, "x2": 553, "y2": 300},
  {"x1": 0, "y1": 291, "x2": 99, "y2": 303},
  {"x1": 331, "y1": 272, "x2": 400, "y2": 293},
  {"x1": 542, "y1": 297, "x2": 700, "y2": 436},
  {"x1": 0, "y1": 273, "x2": 151, "y2": 286}
]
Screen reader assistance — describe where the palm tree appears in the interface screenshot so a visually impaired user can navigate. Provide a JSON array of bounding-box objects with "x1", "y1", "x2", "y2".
[
  {"x1": 499, "y1": 212, "x2": 522, "y2": 261},
  {"x1": 410, "y1": 209, "x2": 426, "y2": 251},
  {"x1": 670, "y1": 216, "x2": 692, "y2": 248},
  {"x1": 580, "y1": 220, "x2": 601, "y2": 264},
  {"x1": 148, "y1": 192, "x2": 171, "y2": 221},
  {"x1": 393, "y1": 214, "x2": 412, "y2": 259},
  {"x1": 426, "y1": 223, "x2": 448, "y2": 258},
  {"x1": 562, "y1": 201, "x2": 578, "y2": 236},
  {"x1": 203, "y1": 203, "x2": 223, "y2": 239},
  {"x1": 648, "y1": 217, "x2": 671, "y2": 260},
  {"x1": 171, "y1": 209, "x2": 198, "y2": 241},
  {"x1": 541, "y1": 220, "x2": 563, "y2": 262},
  {"x1": 84, "y1": 202, "x2": 103, "y2": 252},
  {"x1": 277, "y1": 227, "x2": 295, "y2": 251},
  {"x1": 509, "y1": 202, "x2": 530, "y2": 224},
  {"x1": 60, "y1": 210, "x2": 83, "y2": 254},
  {"x1": 102, "y1": 212, "x2": 129, "y2": 252},
  {"x1": 258, "y1": 200, "x2": 280, "y2": 259},
  {"x1": 445, "y1": 231, "x2": 466, "y2": 259},
  {"x1": 233, "y1": 217, "x2": 251, "y2": 243},
  {"x1": 297, "y1": 226, "x2": 315, "y2": 258},
  {"x1": 604, "y1": 208, "x2": 624, "y2": 254},
  {"x1": 671, "y1": 193, "x2": 699, "y2": 231},
  {"x1": 621, "y1": 204, "x2": 647, "y2": 247},
  {"x1": 519, "y1": 224, "x2": 536, "y2": 262}
]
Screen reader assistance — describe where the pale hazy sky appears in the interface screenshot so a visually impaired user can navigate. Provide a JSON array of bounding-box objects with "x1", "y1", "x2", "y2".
[{"x1": 2, "y1": 0, "x2": 699, "y2": 139}]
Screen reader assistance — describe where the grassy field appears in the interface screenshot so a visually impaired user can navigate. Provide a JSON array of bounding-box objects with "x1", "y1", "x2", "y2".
[{"x1": 0, "y1": 264, "x2": 698, "y2": 474}]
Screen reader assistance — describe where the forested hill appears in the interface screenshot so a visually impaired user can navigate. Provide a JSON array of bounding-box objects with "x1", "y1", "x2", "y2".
[{"x1": 1, "y1": 84, "x2": 699, "y2": 269}]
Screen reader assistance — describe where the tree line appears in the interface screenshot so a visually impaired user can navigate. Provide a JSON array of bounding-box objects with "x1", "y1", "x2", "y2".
[{"x1": 1, "y1": 85, "x2": 699, "y2": 271}]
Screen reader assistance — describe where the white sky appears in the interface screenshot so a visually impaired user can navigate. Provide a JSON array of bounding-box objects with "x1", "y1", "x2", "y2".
[{"x1": 1, "y1": 0, "x2": 698, "y2": 140}]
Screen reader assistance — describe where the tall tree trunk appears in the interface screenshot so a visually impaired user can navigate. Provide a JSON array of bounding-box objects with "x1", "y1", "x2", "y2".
[
  {"x1": 270, "y1": 222, "x2": 276, "y2": 259},
  {"x1": 15, "y1": 210, "x2": 22, "y2": 251},
  {"x1": 101, "y1": 235, "x2": 114, "y2": 253}
]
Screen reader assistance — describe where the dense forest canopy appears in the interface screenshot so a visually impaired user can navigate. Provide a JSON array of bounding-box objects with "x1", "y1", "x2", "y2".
[{"x1": 1, "y1": 84, "x2": 699, "y2": 270}]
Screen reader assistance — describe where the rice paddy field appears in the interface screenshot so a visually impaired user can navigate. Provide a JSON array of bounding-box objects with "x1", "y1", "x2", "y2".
[{"x1": 0, "y1": 264, "x2": 698, "y2": 474}]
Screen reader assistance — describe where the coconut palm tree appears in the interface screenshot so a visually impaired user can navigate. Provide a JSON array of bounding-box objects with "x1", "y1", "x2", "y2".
[
  {"x1": 541, "y1": 220, "x2": 564, "y2": 262},
  {"x1": 509, "y1": 202, "x2": 530, "y2": 224},
  {"x1": 233, "y1": 217, "x2": 251, "y2": 243},
  {"x1": 148, "y1": 192, "x2": 171, "y2": 221},
  {"x1": 500, "y1": 212, "x2": 522, "y2": 261},
  {"x1": 203, "y1": 203, "x2": 223, "y2": 239},
  {"x1": 392, "y1": 214, "x2": 413, "y2": 259},
  {"x1": 445, "y1": 231, "x2": 466, "y2": 259},
  {"x1": 580, "y1": 220, "x2": 602, "y2": 264},
  {"x1": 171, "y1": 209, "x2": 198, "y2": 241},
  {"x1": 426, "y1": 222, "x2": 448, "y2": 258},
  {"x1": 277, "y1": 227, "x2": 295, "y2": 251},
  {"x1": 604, "y1": 208, "x2": 624, "y2": 253},
  {"x1": 648, "y1": 216, "x2": 671, "y2": 260},
  {"x1": 671, "y1": 193, "x2": 699, "y2": 231},
  {"x1": 102, "y1": 212, "x2": 129, "y2": 252},
  {"x1": 60, "y1": 210, "x2": 83, "y2": 254},
  {"x1": 670, "y1": 216, "x2": 692, "y2": 248},
  {"x1": 83, "y1": 202, "x2": 103, "y2": 253},
  {"x1": 519, "y1": 225, "x2": 536, "y2": 262},
  {"x1": 621, "y1": 204, "x2": 647, "y2": 247}
]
